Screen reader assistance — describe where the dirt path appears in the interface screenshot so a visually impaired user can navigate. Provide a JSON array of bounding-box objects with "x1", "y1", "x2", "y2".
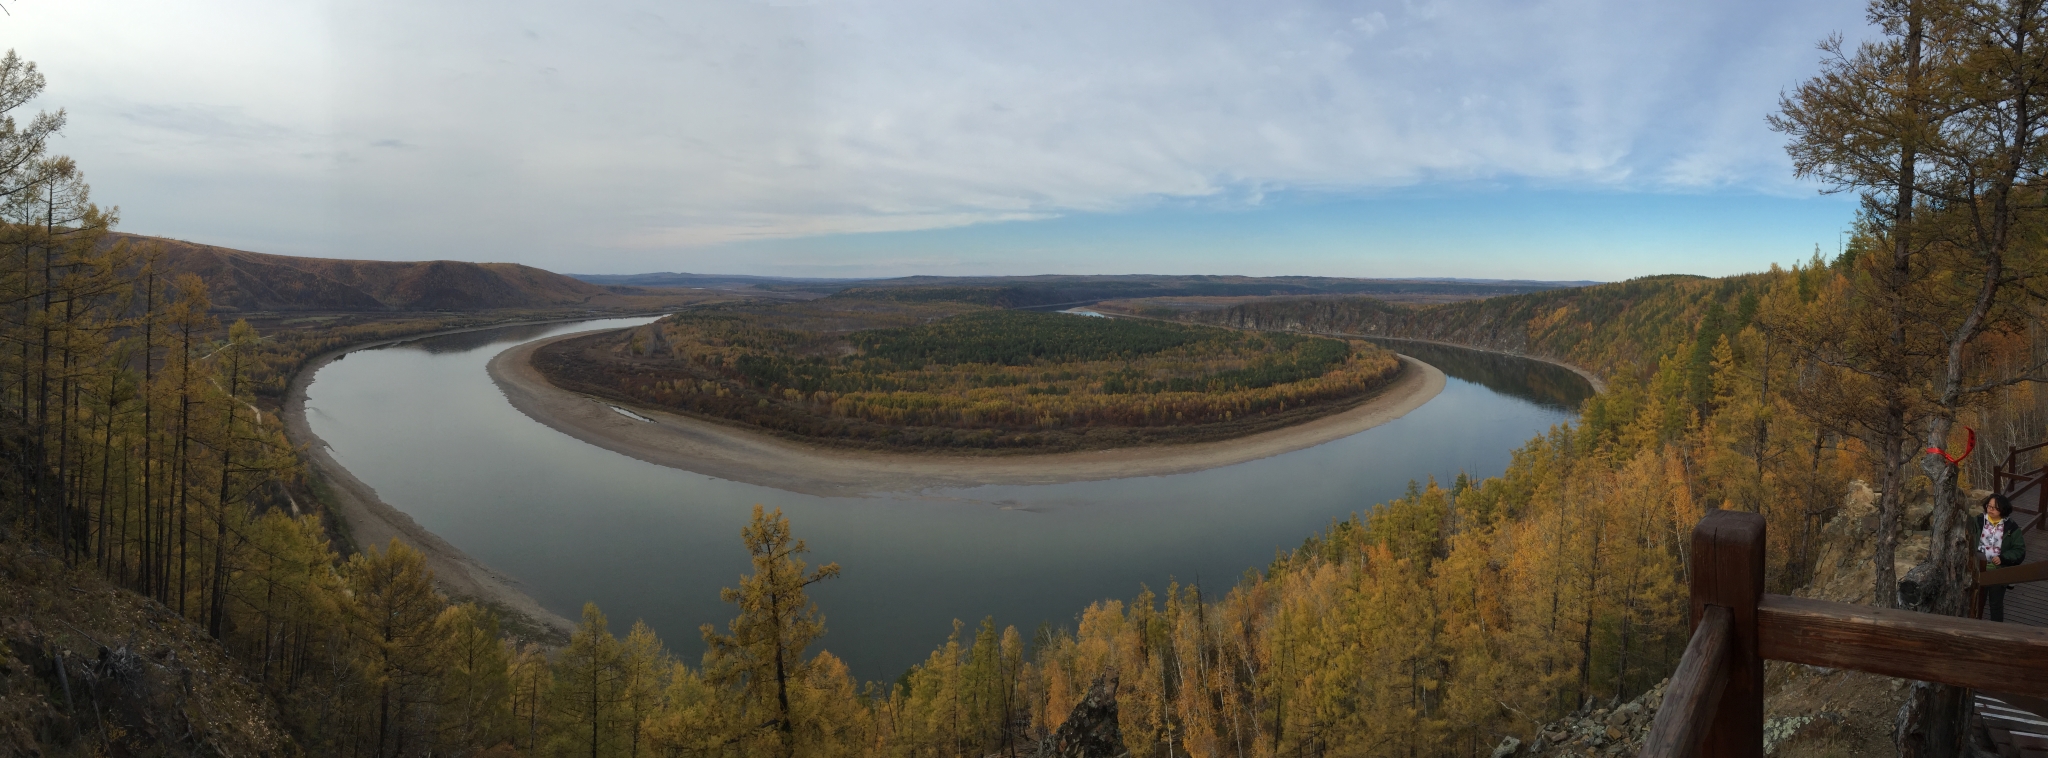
[{"x1": 488, "y1": 331, "x2": 1447, "y2": 497}]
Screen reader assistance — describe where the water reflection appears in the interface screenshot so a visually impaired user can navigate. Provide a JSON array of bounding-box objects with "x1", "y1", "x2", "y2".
[
  {"x1": 307, "y1": 318, "x2": 1586, "y2": 679},
  {"x1": 1363, "y1": 338, "x2": 1593, "y2": 411},
  {"x1": 401, "y1": 322, "x2": 584, "y2": 354}
]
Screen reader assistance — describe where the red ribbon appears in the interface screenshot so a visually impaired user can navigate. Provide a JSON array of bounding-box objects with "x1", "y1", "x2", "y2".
[{"x1": 1926, "y1": 426, "x2": 1976, "y2": 466}]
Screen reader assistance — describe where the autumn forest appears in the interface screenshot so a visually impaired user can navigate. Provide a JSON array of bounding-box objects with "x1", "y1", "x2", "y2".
[
  {"x1": 534, "y1": 300, "x2": 1402, "y2": 451},
  {"x1": 8, "y1": 0, "x2": 2048, "y2": 757}
]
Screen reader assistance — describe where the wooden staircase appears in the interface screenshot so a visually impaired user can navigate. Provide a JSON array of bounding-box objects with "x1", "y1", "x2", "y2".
[{"x1": 1978, "y1": 693, "x2": 2048, "y2": 758}]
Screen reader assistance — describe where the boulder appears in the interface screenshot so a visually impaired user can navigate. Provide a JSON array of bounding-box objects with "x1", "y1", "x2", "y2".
[{"x1": 1491, "y1": 736, "x2": 1521, "y2": 758}]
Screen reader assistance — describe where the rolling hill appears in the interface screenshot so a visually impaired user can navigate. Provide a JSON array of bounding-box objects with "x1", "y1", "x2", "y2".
[
  {"x1": 569, "y1": 272, "x2": 1595, "y2": 306},
  {"x1": 114, "y1": 233, "x2": 618, "y2": 312}
]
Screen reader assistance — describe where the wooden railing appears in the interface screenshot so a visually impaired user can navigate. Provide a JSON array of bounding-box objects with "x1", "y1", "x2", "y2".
[
  {"x1": 1994, "y1": 441, "x2": 2048, "y2": 532},
  {"x1": 1638, "y1": 510, "x2": 2048, "y2": 758}
]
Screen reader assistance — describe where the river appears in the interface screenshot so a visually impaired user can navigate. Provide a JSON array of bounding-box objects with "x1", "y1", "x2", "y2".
[{"x1": 301, "y1": 317, "x2": 1590, "y2": 680}]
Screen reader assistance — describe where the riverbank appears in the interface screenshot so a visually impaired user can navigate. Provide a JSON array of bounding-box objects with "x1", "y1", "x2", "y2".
[
  {"x1": 282, "y1": 319, "x2": 670, "y2": 641},
  {"x1": 1335, "y1": 332, "x2": 1607, "y2": 394},
  {"x1": 489, "y1": 330, "x2": 1447, "y2": 497}
]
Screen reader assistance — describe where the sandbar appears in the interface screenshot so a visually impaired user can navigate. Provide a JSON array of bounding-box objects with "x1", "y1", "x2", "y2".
[{"x1": 487, "y1": 330, "x2": 1447, "y2": 497}]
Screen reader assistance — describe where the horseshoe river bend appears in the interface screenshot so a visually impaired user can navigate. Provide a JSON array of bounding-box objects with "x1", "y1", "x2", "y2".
[{"x1": 294, "y1": 317, "x2": 1593, "y2": 680}]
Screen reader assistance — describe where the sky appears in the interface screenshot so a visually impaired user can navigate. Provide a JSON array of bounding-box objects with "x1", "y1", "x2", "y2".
[{"x1": 9, "y1": 0, "x2": 1873, "y2": 279}]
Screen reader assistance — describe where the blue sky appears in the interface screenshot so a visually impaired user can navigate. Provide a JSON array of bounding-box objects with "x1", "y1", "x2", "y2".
[
  {"x1": 724, "y1": 188, "x2": 1858, "y2": 280},
  {"x1": 12, "y1": 0, "x2": 1871, "y2": 279}
]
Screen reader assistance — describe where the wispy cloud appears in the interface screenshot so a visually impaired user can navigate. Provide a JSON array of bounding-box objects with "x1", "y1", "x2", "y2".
[{"x1": 13, "y1": 0, "x2": 1868, "y2": 271}]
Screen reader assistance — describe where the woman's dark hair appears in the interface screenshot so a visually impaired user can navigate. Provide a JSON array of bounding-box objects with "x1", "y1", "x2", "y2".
[{"x1": 1986, "y1": 493, "x2": 2014, "y2": 519}]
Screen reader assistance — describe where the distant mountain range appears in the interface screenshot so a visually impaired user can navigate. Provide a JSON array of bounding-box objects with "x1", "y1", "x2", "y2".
[
  {"x1": 106, "y1": 233, "x2": 1597, "y2": 313},
  {"x1": 567, "y1": 272, "x2": 862, "y2": 288},
  {"x1": 568, "y1": 272, "x2": 1597, "y2": 305}
]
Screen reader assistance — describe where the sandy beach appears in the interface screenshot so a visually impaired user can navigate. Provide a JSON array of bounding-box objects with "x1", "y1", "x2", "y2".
[{"x1": 487, "y1": 330, "x2": 1448, "y2": 497}]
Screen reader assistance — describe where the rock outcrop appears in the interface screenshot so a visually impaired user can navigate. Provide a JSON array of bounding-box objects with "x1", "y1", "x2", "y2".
[
  {"x1": 1497, "y1": 679, "x2": 1665, "y2": 757},
  {"x1": 1034, "y1": 675, "x2": 1127, "y2": 758}
]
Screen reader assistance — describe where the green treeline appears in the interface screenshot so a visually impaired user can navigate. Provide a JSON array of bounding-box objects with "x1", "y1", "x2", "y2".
[{"x1": 535, "y1": 304, "x2": 1402, "y2": 451}]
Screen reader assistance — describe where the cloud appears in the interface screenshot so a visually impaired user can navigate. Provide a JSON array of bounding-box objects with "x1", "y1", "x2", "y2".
[
  {"x1": 12, "y1": 0, "x2": 1869, "y2": 269},
  {"x1": 1351, "y1": 12, "x2": 1389, "y2": 37},
  {"x1": 621, "y1": 211, "x2": 1058, "y2": 247}
]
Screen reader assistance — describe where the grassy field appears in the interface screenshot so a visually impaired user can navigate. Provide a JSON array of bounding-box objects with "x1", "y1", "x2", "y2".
[{"x1": 533, "y1": 292, "x2": 1404, "y2": 451}]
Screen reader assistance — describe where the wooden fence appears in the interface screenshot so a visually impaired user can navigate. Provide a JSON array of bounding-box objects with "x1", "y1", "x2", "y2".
[{"x1": 1638, "y1": 510, "x2": 2048, "y2": 758}]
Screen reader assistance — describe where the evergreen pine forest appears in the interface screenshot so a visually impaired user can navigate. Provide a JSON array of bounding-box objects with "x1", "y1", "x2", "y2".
[{"x1": 6, "y1": 0, "x2": 2048, "y2": 755}]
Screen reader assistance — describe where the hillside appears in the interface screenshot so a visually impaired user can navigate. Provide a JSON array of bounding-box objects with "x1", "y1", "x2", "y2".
[
  {"x1": 1145, "y1": 273, "x2": 1767, "y2": 381},
  {"x1": 113, "y1": 233, "x2": 624, "y2": 312},
  {"x1": 569, "y1": 271, "x2": 864, "y2": 288},
  {"x1": 0, "y1": 537, "x2": 292, "y2": 756}
]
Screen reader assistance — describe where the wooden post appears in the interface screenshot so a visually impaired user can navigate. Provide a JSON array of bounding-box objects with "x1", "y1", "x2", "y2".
[
  {"x1": 1692, "y1": 509, "x2": 1764, "y2": 758},
  {"x1": 1638, "y1": 606, "x2": 1733, "y2": 758},
  {"x1": 1968, "y1": 558, "x2": 1983, "y2": 620},
  {"x1": 2037, "y1": 472, "x2": 2048, "y2": 531}
]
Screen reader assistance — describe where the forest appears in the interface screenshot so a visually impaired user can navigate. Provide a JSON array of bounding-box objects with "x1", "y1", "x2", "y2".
[
  {"x1": 7, "y1": 0, "x2": 2048, "y2": 755},
  {"x1": 532, "y1": 302, "x2": 1403, "y2": 451}
]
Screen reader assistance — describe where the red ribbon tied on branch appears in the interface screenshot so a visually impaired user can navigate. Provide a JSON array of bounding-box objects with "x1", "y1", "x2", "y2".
[{"x1": 1926, "y1": 426, "x2": 1977, "y2": 466}]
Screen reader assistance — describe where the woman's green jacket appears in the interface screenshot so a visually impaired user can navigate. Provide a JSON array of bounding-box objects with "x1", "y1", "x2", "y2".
[{"x1": 1968, "y1": 514, "x2": 2029, "y2": 569}]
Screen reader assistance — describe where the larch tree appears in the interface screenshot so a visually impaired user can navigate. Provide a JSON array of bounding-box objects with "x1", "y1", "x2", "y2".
[
  {"x1": 1770, "y1": 0, "x2": 1961, "y2": 613},
  {"x1": 507, "y1": 642, "x2": 552, "y2": 755},
  {"x1": 1892, "y1": 1, "x2": 2048, "y2": 752},
  {"x1": 344, "y1": 539, "x2": 450, "y2": 758},
  {"x1": 700, "y1": 505, "x2": 841, "y2": 758},
  {"x1": 617, "y1": 620, "x2": 666, "y2": 758},
  {"x1": 552, "y1": 603, "x2": 628, "y2": 758},
  {"x1": 433, "y1": 603, "x2": 515, "y2": 756}
]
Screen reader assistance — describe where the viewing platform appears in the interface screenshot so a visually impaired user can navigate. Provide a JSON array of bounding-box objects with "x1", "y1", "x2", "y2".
[{"x1": 1639, "y1": 443, "x2": 2048, "y2": 758}]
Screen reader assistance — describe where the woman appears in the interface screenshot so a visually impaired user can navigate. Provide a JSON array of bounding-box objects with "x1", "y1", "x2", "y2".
[{"x1": 1969, "y1": 493, "x2": 2028, "y2": 622}]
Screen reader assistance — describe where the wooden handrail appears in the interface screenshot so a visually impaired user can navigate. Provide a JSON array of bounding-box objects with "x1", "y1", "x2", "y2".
[
  {"x1": 1979, "y1": 560, "x2": 2048, "y2": 588},
  {"x1": 1688, "y1": 510, "x2": 1764, "y2": 756},
  {"x1": 1994, "y1": 467, "x2": 2047, "y2": 483},
  {"x1": 2002, "y1": 441, "x2": 2048, "y2": 475},
  {"x1": 2008, "y1": 440, "x2": 2048, "y2": 461},
  {"x1": 1640, "y1": 508, "x2": 2048, "y2": 758},
  {"x1": 1639, "y1": 605, "x2": 1733, "y2": 758},
  {"x1": 1758, "y1": 595, "x2": 2048, "y2": 697},
  {"x1": 1994, "y1": 443, "x2": 2048, "y2": 531}
]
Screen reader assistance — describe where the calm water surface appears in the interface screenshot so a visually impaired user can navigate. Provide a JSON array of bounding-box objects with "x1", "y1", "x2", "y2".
[{"x1": 304, "y1": 318, "x2": 1588, "y2": 679}]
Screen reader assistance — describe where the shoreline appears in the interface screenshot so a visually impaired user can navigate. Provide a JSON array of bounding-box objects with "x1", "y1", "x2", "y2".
[
  {"x1": 487, "y1": 331, "x2": 1447, "y2": 497},
  {"x1": 280, "y1": 318, "x2": 675, "y2": 641},
  {"x1": 1332, "y1": 332, "x2": 1607, "y2": 394}
]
